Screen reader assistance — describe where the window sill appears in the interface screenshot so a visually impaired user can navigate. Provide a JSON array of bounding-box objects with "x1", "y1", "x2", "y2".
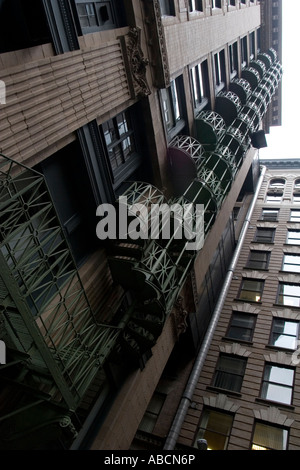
[
  {"x1": 234, "y1": 298, "x2": 262, "y2": 305},
  {"x1": 279, "y1": 270, "x2": 300, "y2": 276},
  {"x1": 265, "y1": 344, "x2": 296, "y2": 354},
  {"x1": 255, "y1": 397, "x2": 295, "y2": 411},
  {"x1": 243, "y1": 267, "x2": 269, "y2": 272},
  {"x1": 251, "y1": 241, "x2": 275, "y2": 245},
  {"x1": 257, "y1": 218, "x2": 278, "y2": 223},
  {"x1": 273, "y1": 303, "x2": 300, "y2": 310},
  {"x1": 283, "y1": 243, "x2": 300, "y2": 247},
  {"x1": 222, "y1": 336, "x2": 253, "y2": 346},
  {"x1": 206, "y1": 386, "x2": 242, "y2": 398}
]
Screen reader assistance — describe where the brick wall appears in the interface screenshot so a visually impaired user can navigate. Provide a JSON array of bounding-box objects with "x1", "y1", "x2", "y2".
[
  {"x1": 0, "y1": 28, "x2": 132, "y2": 168},
  {"x1": 177, "y1": 167, "x2": 300, "y2": 450}
]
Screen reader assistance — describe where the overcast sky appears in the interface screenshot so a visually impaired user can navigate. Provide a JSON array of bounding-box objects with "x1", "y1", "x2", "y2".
[{"x1": 259, "y1": 0, "x2": 300, "y2": 160}]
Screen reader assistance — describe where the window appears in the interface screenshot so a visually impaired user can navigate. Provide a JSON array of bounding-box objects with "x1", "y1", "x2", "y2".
[
  {"x1": 233, "y1": 207, "x2": 240, "y2": 220},
  {"x1": 227, "y1": 312, "x2": 256, "y2": 342},
  {"x1": 138, "y1": 392, "x2": 166, "y2": 433},
  {"x1": 37, "y1": 141, "x2": 98, "y2": 266},
  {"x1": 246, "y1": 251, "x2": 270, "y2": 270},
  {"x1": 282, "y1": 254, "x2": 300, "y2": 273},
  {"x1": 101, "y1": 110, "x2": 141, "y2": 191},
  {"x1": 159, "y1": 0, "x2": 175, "y2": 16},
  {"x1": 194, "y1": 409, "x2": 233, "y2": 450},
  {"x1": 0, "y1": 0, "x2": 51, "y2": 54},
  {"x1": 75, "y1": 1, "x2": 118, "y2": 34},
  {"x1": 277, "y1": 283, "x2": 300, "y2": 308},
  {"x1": 161, "y1": 77, "x2": 186, "y2": 140},
  {"x1": 261, "y1": 364, "x2": 294, "y2": 405},
  {"x1": 241, "y1": 36, "x2": 248, "y2": 67},
  {"x1": 290, "y1": 210, "x2": 300, "y2": 222},
  {"x1": 270, "y1": 318, "x2": 299, "y2": 350},
  {"x1": 266, "y1": 192, "x2": 283, "y2": 203},
  {"x1": 190, "y1": 60, "x2": 210, "y2": 110},
  {"x1": 261, "y1": 208, "x2": 279, "y2": 221},
  {"x1": 293, "y1": 193, "x2": 300, "y2": 203},
  {"x1": 252, "y1": 422, "x2": 288, "y2": 450},
  {"x1": 294, "y1": 179, "x2": 300, "y2": 189},
  {"x1": 212, "y1": 0, "x2": 222, "y2": 8},
  {"x1": 249, "y1": 31, "x2": 255, "y2": 59},
  {"x1": 269, "y1": 178, "x2": 285, "y2": 190},
  {"x1": 286, "y1": 230, "x2": 300, "y2": 245},
  {"x1": 293, "y1": 179, "x2": 300, "y2": 203},
  {"x1": 238, "y1": 279, "x2": 264, "y2": 302},
  {"x1": 189, "y1": 0, "x2": 203, "y2": 12},
  {"x1": 254, "y1": 228, "x2": 275, "y2": 243},
  {"x1": 229, "y1": 42, "x2": 238, "y2": 77},
  {"x1": 213, "y1": 355, "x2": 247, "y2": 392},
  {"x1": 214, "y1": 50, "x2": 226, "y2": 90}
]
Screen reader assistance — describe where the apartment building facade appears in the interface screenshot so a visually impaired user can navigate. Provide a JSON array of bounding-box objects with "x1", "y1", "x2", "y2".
[
  {"x1": 147, "y1": 159, "x2": 300, "y2": 451},
  {"x1": 0, "y1": 0, "x2": 282, "y2": 450}
]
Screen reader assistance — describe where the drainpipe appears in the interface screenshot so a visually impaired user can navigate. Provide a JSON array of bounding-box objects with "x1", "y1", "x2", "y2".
[{"x1": 163, "y1": 164, "x2": 267, "y2": 450}]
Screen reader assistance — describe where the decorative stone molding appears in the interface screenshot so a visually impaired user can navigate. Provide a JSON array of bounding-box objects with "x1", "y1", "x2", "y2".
[
  {"x1": 256, "y1": 222, "x2": 277, "y2": 228},
  {"x1": 173, "y1": 296, "x2": 188, "y2": 338},
  {"x1": 249, "y1": 244, "x2": 273, "y2": 252},
  {"x1": 121, "y1": 27, "x2": 151, "y2": 99},
  {"x1": 142, "y1": 0, "x2": 170, "y2": 88},
  {"x1": 272, "y1": 308, "x2": 300, "y2": 321},
  {"x1": 203, "y1": 393, "x2": 240, "y2": 413},
  {"x1": 232, "y1": 303, "x2": 260, "y2": 314},
  {"x1": 263, "y1": 350, "x2": 293, "y2": 366},
  {"x1": 253, "y1": 407, "x2": 294, "y2": 427},
  {"x1": 242, "y1": 270, "x2": 269, "y2": 280},
  {"x1": 278, "y1": 273, "x2": 300, "y2": 284},
  {"x1": 219, "y1": 343, "x2": 252, "y2": 358}
]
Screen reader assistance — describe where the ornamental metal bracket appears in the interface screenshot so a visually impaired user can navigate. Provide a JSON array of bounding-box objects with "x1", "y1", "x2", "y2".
[{"x1": 120, "y1": 27, "x2": 151, "y2": 99}]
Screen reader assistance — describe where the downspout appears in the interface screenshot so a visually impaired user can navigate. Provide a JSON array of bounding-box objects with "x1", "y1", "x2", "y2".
[{"x1": 163, "y1": 164, "x2": 267, "y2": 450}]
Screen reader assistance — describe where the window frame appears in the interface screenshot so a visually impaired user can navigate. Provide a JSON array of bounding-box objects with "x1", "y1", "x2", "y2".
[
  {"x1": 226, "y1": 311, "x2": 256, "y2": 343},
  {"x1": 241, "y1": 35, "x2": 248, "y2": 68},
  {"x1": 254, "y1": 228, "x2": 275, "y2": 244},
  {"x1": 246, "y1": 250, "x2": 270, "y2": 270},
  {"x1": 75, "y1": 0, "x2": 118, "y2": 34},
  {"x1": 260, "y1": 363, "x2": 294, "y2": 406},
  {"x1": 100, "y1": 108, "x2": 142, "y2": 192},
  {"x1": 260, "y1": 208, "x2": 279, "y2": 221},
  {"x1": 159, "y1": 0, "x2": 175, "y2": 16},
  {"x1": 277, "y1": 282, "x2": 300, "y2": 308},
  {"x1": 282, "y1": 253, "x2": 300, "y2": 273},
  {"x1": 286, "y1": 229, "x2": 300, "y2": 246},
  {"x1": 213, "y1": 49, "x2": 226, "y2": 92},
  {"x1": 269, "y1": 178, "x2": 286, "y2": 190},
  {"x1": 138, "y1": 391, "x2": 166, "y2": 433},
  {"x1": 189, "y1": 0, "x2": 203, "y2": 12},
  {"x1": 190, "y1": 59, "x2": 210, "y2": 112},
  {"x1": 265, "y1": 191, "x2": 283, "y2": 203},
  {"x1": 269, "y1": 318, "x2": 299, "y2": 351},
  {"x1": 290, "y1": 210, "x2": 300, "y2": 222},
  {"x1": 251, "y1": 422, "x2": 288, "y2": 450},
  {"x1": 229, "y1": 42, "x2": 239, "y2": 79},
  {"x1": 212, "y1": 354, "x2": 247, "y2": 393},
  {"x1": 238, "y1": 278, "x2": 264, "y2": 303},
  {"x1": 194, "y1": 408, "x2": 233, "y2": 450},
  {"x1": 160, "y1": 76, "x2": 187, "y2": 141}
]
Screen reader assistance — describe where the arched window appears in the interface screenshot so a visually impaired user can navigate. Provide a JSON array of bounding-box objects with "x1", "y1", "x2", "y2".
[
  {"x1": 269, "y1": 178, "x2": 285, "y2": 189},
  {"x1": 294, "y1": 179, "x2": 300, "y2": 189}
]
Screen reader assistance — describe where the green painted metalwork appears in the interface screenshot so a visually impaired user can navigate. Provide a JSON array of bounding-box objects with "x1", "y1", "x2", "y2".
[
  {"x1": 0, "y1": 155, "x2": 122, "y2": 409},
  {"x1": 194, "y1": 110, "x2": 226, "y2": 150}
]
